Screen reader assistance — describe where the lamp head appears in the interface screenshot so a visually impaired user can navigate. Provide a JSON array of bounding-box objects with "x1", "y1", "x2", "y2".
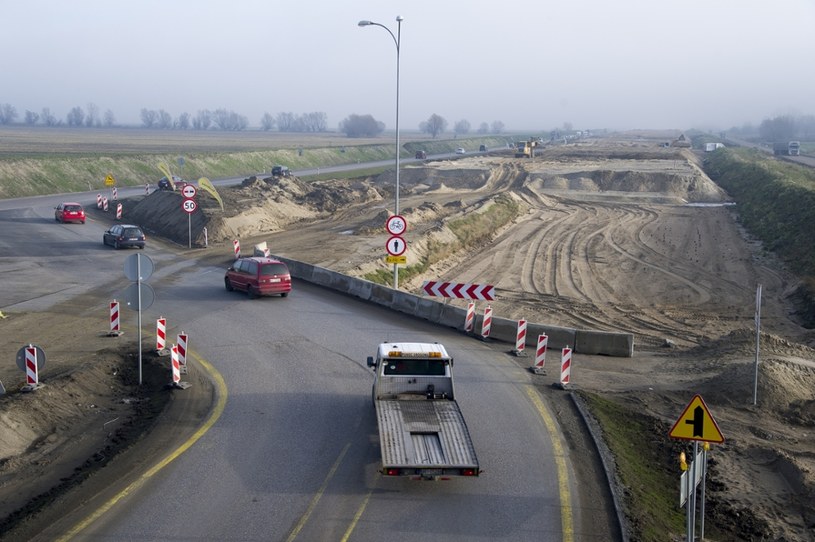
[{"x1": 358, "y1": 20, "x2": 372, "y2": 26}]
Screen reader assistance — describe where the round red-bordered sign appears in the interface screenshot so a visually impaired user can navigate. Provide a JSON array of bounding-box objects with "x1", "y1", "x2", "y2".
[
  {"x1": 181, "y1": 199, "x2": 197, "y2": 214},
  {"x1": 385, "y1": 215, "x2": 407, "y2": 236},
  {"x1": 386, "y1": 235, "x2": 407, "y2": 256},
  {"x1": 181, "y1": 184, "x2": 197, "y2": 199}
]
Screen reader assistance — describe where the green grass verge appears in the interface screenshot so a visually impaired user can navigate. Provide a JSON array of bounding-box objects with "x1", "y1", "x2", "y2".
[
  {"x1": 363, "y1": 194, "x2": 520, "y2": 285},
  {"x1": 703, "y1": 148, "x2": 815, "y2": 325},
  {"x1": 580, "y1": 392, "x2": 686, "y2": 540}
]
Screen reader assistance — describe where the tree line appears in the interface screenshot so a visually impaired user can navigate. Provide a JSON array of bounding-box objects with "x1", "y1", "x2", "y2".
[
  {"x1": 0, "y1": 101, "x2": 505, "y2": 137},
  {"x1": 724, "y1": 114, "x2": 815, "y2": 142}
]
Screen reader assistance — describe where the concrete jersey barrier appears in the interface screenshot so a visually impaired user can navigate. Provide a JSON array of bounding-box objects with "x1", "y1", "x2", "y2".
[{"x1": 273, "y1": 254, "x2": 634, "y2": 357}]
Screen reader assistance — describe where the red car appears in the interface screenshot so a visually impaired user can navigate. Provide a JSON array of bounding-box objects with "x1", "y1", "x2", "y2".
[
  {"x1": 55, "y1": 202, "x2": 86, "y2": 224},
  {"x1": 224, "y1": 257, "x2": 291, "y2": 298}
]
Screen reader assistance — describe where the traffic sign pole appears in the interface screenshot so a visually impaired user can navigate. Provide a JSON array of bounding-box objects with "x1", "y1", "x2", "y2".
[{"x1": 181, "y1": 197, "x2": 197, "y2": 249}]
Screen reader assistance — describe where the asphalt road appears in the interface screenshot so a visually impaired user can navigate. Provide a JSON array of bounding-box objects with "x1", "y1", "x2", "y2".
[{"x1": 0, "y1": 194, "x2": 581, "y2": 541}]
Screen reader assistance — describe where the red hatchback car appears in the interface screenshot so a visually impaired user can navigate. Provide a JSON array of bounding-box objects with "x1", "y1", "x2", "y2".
[
  {"x1": 225, "y1": 257, "x2": 291, "y2": 298},
  {"x1": 54, "y1": 202, "x2": 86, "y2": 224}
]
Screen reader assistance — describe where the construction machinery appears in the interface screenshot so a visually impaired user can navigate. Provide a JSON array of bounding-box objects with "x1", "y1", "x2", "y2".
[{"x1": 514, "y1": 138, "x2": 539, "y2": 158}]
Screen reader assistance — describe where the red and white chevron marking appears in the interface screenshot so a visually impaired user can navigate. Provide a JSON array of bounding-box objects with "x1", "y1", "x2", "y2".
[
  {"x1": 176, "y1": 332, "x2": 188, "y2": 366},
  {"x1": 25, "y1": 345, "x2": 38, "y2": 385},
  {"x1": 233, "y1": 239, "x2": 241, "y2": 259},
  {"x1": 156, "y1": 317, "x2": 167, "y2": 350},
  {"x1": 515, "y1": 319, "x2": 527, "y2": 352},
  {"x1": 560, "y1": 347, "x2": 572, "y2": 385},
  {"x1": 464, "y1": 302, "x2": 475, "y2": 332},
  {"x1": 97, "y1": 193, "x2": 102, "y2": 208},
  {"x1": 421, "y1": 281, "x2": 495, "y2": 301},
  {"x1": 481, "y1": 306, "x2": 493, "y2": 338},
  {"x1": 171, "y1": 344, "x2": 180, "y2": 384},
  {"x1": 109, "y1": 300, "x2": 120, "y2": 332},
  {"x1": 534, "y1": 334, "x2": 548, "y2": 369}
]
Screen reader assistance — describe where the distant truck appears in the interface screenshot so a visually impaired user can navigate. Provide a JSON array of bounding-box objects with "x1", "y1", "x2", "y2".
[
  {"x1": 415, "y1": 150, "x2": 427, "y2": 160},
  {"x1": 704, "y1": 142, "x2": 725, "y2": 152},
  {"x1": 367, "y1": 342, "x2": 480, "y2": 480},
  {"x1": 774, "y1": 141, "x2": 801, "y2": 156},
  {"x1": 271, "y1": 165, "x2": 291, "y2": 177},
  {"x1": 514, "y1": 139, "x2": 539, "y2": 158}
]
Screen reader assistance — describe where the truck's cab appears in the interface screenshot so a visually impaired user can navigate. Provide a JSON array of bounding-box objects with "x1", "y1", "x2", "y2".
[{"x1": 367, "y1": 342, "x2": 455, "y2": 403}]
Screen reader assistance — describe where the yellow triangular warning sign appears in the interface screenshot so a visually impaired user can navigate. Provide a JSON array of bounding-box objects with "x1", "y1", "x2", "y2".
[{"x1": 668, "y1": 394, "x2": 724, "y2": 443}]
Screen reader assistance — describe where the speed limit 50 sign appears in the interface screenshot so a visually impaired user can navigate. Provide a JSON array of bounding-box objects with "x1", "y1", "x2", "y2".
[{"x1": 181, "y1": 199, "x2": 198, "y2": 214}]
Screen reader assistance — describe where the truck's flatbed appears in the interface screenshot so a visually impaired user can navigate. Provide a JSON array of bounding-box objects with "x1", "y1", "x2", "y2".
[{"x1": 375, "y1": 398, "x2": 479, "y2": 475}]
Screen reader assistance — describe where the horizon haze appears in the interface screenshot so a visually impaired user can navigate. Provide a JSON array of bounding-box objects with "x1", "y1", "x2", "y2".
[{"x1": 3, "y1": 0, "x2": 814, "y2": 133}]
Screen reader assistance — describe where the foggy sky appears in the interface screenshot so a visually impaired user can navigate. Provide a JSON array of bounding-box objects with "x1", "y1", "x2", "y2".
[{"x1": 3, "y1": 0, "x2": 813, "y2": 132}]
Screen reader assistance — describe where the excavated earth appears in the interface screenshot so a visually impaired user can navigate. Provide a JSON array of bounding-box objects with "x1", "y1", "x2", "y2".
[{"x1": 2, "y1": 137, "x2": 815, "y2": 540}]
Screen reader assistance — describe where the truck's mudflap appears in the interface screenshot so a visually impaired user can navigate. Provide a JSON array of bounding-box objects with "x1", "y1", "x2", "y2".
[{"x1": 376, "y1": 399, "x2": 479, "y2": 476}]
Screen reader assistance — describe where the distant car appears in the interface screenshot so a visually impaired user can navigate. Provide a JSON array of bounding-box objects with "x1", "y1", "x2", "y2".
[
  {"x1": 158, "y1": 175, "x2": 185, "y2": 191},
  {"x1": 455, "y1": 148, "x2": 466, "y2": 155},
  {"x1": 271, "y1": 165, "x2": 291, "y2": 177},
  {"x1": 224, "y1": 257, "x2": 291, "y2": 298},
  {"x1": 103, "y1": 224, "x2": 146, "y2": 250},
  {"x1": 479, "y1": 144, "x2": 487, "y2": 152},
  {"x1": 415, "y1": 150, "x2": 427, "y2": 159},
  {"x1": 54, "y1": 202, "x2": 86, "y2": 224}
]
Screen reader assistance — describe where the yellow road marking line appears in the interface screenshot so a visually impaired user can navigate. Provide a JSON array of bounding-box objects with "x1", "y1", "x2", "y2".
[
  {"x1": 287, "y1": 442, "x2": 351, "y2": 542},
  {"x1": 57, "y1": 348, "x2": 228, "y2": 541},
  {"x1": 341, "y1": 487, "x2": 373, "y2": 542},
  {"x1": 526, "y1": 386, "x2": 574, "y2": 542}
]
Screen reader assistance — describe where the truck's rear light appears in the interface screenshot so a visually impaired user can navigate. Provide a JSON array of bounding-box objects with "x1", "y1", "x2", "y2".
[
  {"x1": 461, "y1": 468, "x2": 478, "y2": 476},
  {"x1": 385, "y1": 468, "x2": 400, "y2": 476}
]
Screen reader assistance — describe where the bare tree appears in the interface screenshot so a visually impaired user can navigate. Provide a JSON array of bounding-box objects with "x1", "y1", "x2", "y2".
[
  {"x1": 41, "y1": 107, "x2": 58, "y2": 126},
  {"x1": 140, "y1": 108, "x2": 158, "y2": 128},
  {"x1": 212, "y1": 109, "x2": 248, "y2": 131},
  {"x1": 490, "y1": 120, "x2": 505, "y2": 134},
  {"x1": 103, "y1": 109, "x2": 115, "y2": 127},
  {"x1": 260, "y1": 113, "x2": 275, "y2": 131},
  {"x1": 302, "y1": 112, "x2": 327, "y2": 132},
  {"x1": 85, "y1": 102, "x2": 99, "y2": 127},
  {"x1": 477, "y1": 122, "x2": 489, "y2": 134},
  {"x1": 454, "y1": 119, "x2": 471, "y2": 136},
  {"x1": 0, "y1": 104, "x2": 18, "y2": 125},
  {"x1": 276, "y1": 112, "x2": 295, "y2": 131},
  {"x1": 24, "y1": 110, "x2": 40, "y2": 125},
  {"x1": 192, "y1": 110, "x2": 212, "y2": 130},
  {"x1": 419, "y1": 113, "x2": 447, "y2": 138},
  {"x1": 66, "y1": 106, "x2": 85, "y2": 127},
  {"x1": 176, "y1": 112, "x2": 190, "y2": 130},
  {"x1": 158, "y1": 110, "x2": 173, "y2": 129}
]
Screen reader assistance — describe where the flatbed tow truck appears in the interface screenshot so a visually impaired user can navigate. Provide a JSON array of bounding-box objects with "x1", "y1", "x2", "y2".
[{"x1": 367, "y1": 342, "x2": 480, "y2": 480}]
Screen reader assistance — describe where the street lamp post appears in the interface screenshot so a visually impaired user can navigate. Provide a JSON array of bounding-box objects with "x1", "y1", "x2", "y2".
[{"x1": 359, "y1": 15, "x2": 402, "y2": 289}]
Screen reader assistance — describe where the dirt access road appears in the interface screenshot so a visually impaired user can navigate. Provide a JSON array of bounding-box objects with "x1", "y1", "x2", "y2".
[{"x1": 2, "y1": 135, "x2": 815, "y2": 540}]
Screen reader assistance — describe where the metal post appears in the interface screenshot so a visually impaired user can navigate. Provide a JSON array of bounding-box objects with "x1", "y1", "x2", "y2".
[
  {"x1": 690, "y1": 441, "x2": 698, "y2": 541},
  {"x1": 137, "y1": 255, "x2": 143, "y2": 385},
  {"x1": 753, "y1": 283, "x2": 762, "y2": 405},
  {"x1": 359, "y1": 15, "x2": 403, "y2": 290},
  {"x1": 700, "y1": 447, "x2": 708, "y2": 540}
]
